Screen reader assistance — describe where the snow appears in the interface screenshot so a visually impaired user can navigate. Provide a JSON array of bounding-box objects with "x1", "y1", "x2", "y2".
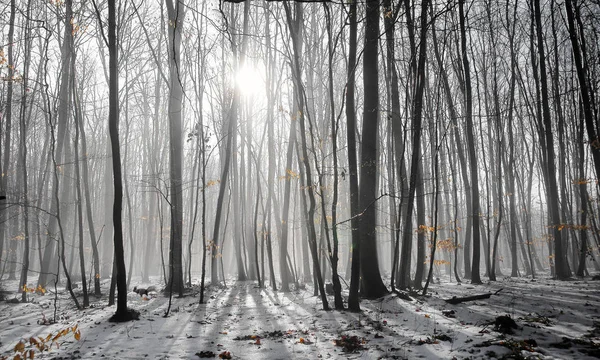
[{"x1": 1, "y1": 275, "x2": 599, "y2": 359}]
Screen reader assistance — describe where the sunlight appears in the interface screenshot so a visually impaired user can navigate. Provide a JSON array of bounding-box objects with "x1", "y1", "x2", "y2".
[{"x1": 235, "y1": 64, "x2": 265, "y2": 98}]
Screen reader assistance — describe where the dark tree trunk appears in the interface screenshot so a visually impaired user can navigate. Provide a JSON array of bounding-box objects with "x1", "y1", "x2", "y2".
[
  {"x1": 565, "y1": 0, "x2": 600, "y2": 181},
  {"x1": 504, "y1": 0, "x2": 519, "y2": 279},
  {"x1": 0, "y1": 0, "x2": 16, "y2": 276},
  {"x1": 431, "y1": 18, "x2": 462, "y2": 284},
  {"x1": 323, "y1": 2, "x2": 344, "y2": 310},
  {"x1": 345, "y1": 0, "x2": 361, "y2": 312},
  {"x1": 533, "y1": 0, "x2": 570, "y2": 279},
  {"x1": 383, "y1": 0, "x2": 408, "y2": 293},
  {"x1": 76, "y1": 75, "x2": 101, "y2": 296},
  {"x1": 359, "y1": 0, "x2": 388, "y2": 299},
  {"x1": 107, "y1": 0, "x2": 135, "y2": 322},
  {"x1": 72, "y1": 54, "x2": 89, "y2": 307},
  {"x1": 18, "y1": 0, "x2": 32, "y2": 302},
  {"x1": 576, "y1": 107, "x2": 590, "y2": 277},
  {"x1": 399, "y1": 0, "x2": 430, "y2": 291},
  {"x1": 277, "y1": 0, "x2": 299, "y2": 292},
  {"x1": 459, "y1": 0, "x2": 482, "y2": 284}
]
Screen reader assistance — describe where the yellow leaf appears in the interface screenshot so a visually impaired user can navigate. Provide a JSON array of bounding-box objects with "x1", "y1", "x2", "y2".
[
  {"x1": 424, "y1": 314, "x2": 431, "y2": 318},
  {"x1": 74, "y1": 331, "x2": 81, "y2": 341}
]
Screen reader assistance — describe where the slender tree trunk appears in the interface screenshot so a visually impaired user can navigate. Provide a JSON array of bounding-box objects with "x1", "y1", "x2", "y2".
[
  {"x1": 459, "y1": 0, "x2": 482, "y2": 284},
  {"x1": 18, "y1": 0, "x2": 33, "y2": 302},
  {"x1": 72, "y1": 53, "x2": 89, "y2": 307},
  {"x1": 283, "y1": 1, "x2": 329, "y2": 310},
  {"x1": 76, "y1": 77, "x2": 101, "y2": 296},
  {"x1": 323, "y1": 2, "x2": 344, "y2": 309},
  {"x1": 274, "y1": 1, "x2": 295, "y2": 292},
  {"x1": 576, "y1": 108, "x2": 590, "y2": 276},
  {"x1": 0, "y1": 0, "x2": 16, "y2": 276},
  {"x1": 565, "y1": 0, "x2": 600, "y2": 181},
  {"x1": 431, "y1": 18, "x2": 464, "y2": 283},
  {"x1": 383, "y1": 0, "x2": 406, "y2": 293},
  {"x1": 199, "y1": 110, "x2": 208, "y2": 302},
  {"x1": 107, "y1": 0, "x2": 134, "y2": 321},
  {"x1": 533, "y1": 0, "x2": 570, "y2": 279},
  {"x1": 345, "y1": 0, "x2": 361, "y2": 312},
  {"x1": 398, "y1": 0, "x2": 429, "y2": 291},
  {"x1": 38, "y1": 0, "x2": 74, "y2": 288}
]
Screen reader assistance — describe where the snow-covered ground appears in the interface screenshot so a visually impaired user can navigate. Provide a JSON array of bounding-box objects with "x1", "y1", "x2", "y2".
[{"x1": 1, "y1": 275, "x2": 599, "y2": 359}]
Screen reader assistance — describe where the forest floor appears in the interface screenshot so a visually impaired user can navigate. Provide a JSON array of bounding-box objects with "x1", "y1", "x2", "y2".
[{"x1": 0, "y1": 274, "x2": 599, "y2": 359}]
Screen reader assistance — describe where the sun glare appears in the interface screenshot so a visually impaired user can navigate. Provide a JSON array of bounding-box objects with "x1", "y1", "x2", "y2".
[{"x1": 235, "y1": 64, "x2": 265, "y2": 98}]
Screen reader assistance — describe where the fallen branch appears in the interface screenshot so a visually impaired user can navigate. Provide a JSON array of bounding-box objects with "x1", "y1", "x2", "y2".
[{"x1": 445, "y1": 288, "x2": 503, "y2": 305}]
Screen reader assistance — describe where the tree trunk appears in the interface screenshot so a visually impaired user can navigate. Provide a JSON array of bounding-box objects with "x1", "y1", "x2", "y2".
[
  {"x1": 72, "y1": 53, "x2": 89, "y2": 307},
  {"x1": 107, "y1": 0, "x2": 134, "y2": 321},
  {"x1": 323, "y1": 2, "x2": 344, "y2": 310},
  {"x1": 564, "y1": 0, "x2": 600, "y2": 181},
  {"x1": 345, "y1": 0, "x2": 361, "y2": 312},
  {"x1": 164, "y1": 0, "x2": 185, "y2": 296},
  {"x1": 0, "y1": 0, "x2": 16, "y2": 277},
  {"x1": 459, "y1": 0, "x2": 482, "y2": 284},
  {"x1": 275, "y1": 0, "x2": 296, "y2": 292},
  {"x1": 283, "y1": 1, "x2": 329, "y2": 310},
  {"x1": 533, "y1": 0, "x2": 570, "y2": 279},
  {"x1": 18, "y1": 0, "x2": 32, "y2": 301},
  {"x1": 359, "y1": 0, "x2": 388, "y2": 299},
  {"x1": 398, "y1": 0, "x2": 429, "y2": 291},
  {"x1": 38, "y1": 0, "x2": 74, "y2": 288}
]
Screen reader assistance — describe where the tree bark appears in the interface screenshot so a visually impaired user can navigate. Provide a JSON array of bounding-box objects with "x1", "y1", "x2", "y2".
[
  {"x1": 164, "y1": 0, "x2": 185, "y2": 296},
  {"x1": 345, "y1": 0, "x2": 361, "y2": 312},
  {"x1": 283, "y1": 1, "x2": 329, "y2": 310},
  {"x1": 108, "y1": 0, "x2": 134, "y2": 321},
  {"x1": 38, "y1": 0, "x2": 74, "y2": 288},
  {"x1": 564, "y1": 0, "x2": 600, "y2": 182},
  {"x1": 459, "y1": 0, "x2": 482, "y2": 284},
  {"x1": 533, "y1": 0, "x2": 570, "y2": 279},
  {"x1": 359, "y1": 0, "x2": 388, "y2": 299}
]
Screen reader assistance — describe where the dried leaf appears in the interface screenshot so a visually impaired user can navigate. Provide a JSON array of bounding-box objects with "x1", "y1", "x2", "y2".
[
  {"x1": 14, "y1": 341, "x2": 25, "y2": 353},
  {"x1": 218, "y1": 351, "x2": 231, "y2": 359}
]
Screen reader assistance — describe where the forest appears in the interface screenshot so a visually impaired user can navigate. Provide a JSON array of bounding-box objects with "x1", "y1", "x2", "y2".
[{"x1": 0, "y1": 0, "x2": 599, "y2": 358}]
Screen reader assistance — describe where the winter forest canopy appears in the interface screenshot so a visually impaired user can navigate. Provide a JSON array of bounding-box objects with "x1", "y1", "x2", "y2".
[{"x1": 0, "y1": 0, "x2": 600, "y2": 334}]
